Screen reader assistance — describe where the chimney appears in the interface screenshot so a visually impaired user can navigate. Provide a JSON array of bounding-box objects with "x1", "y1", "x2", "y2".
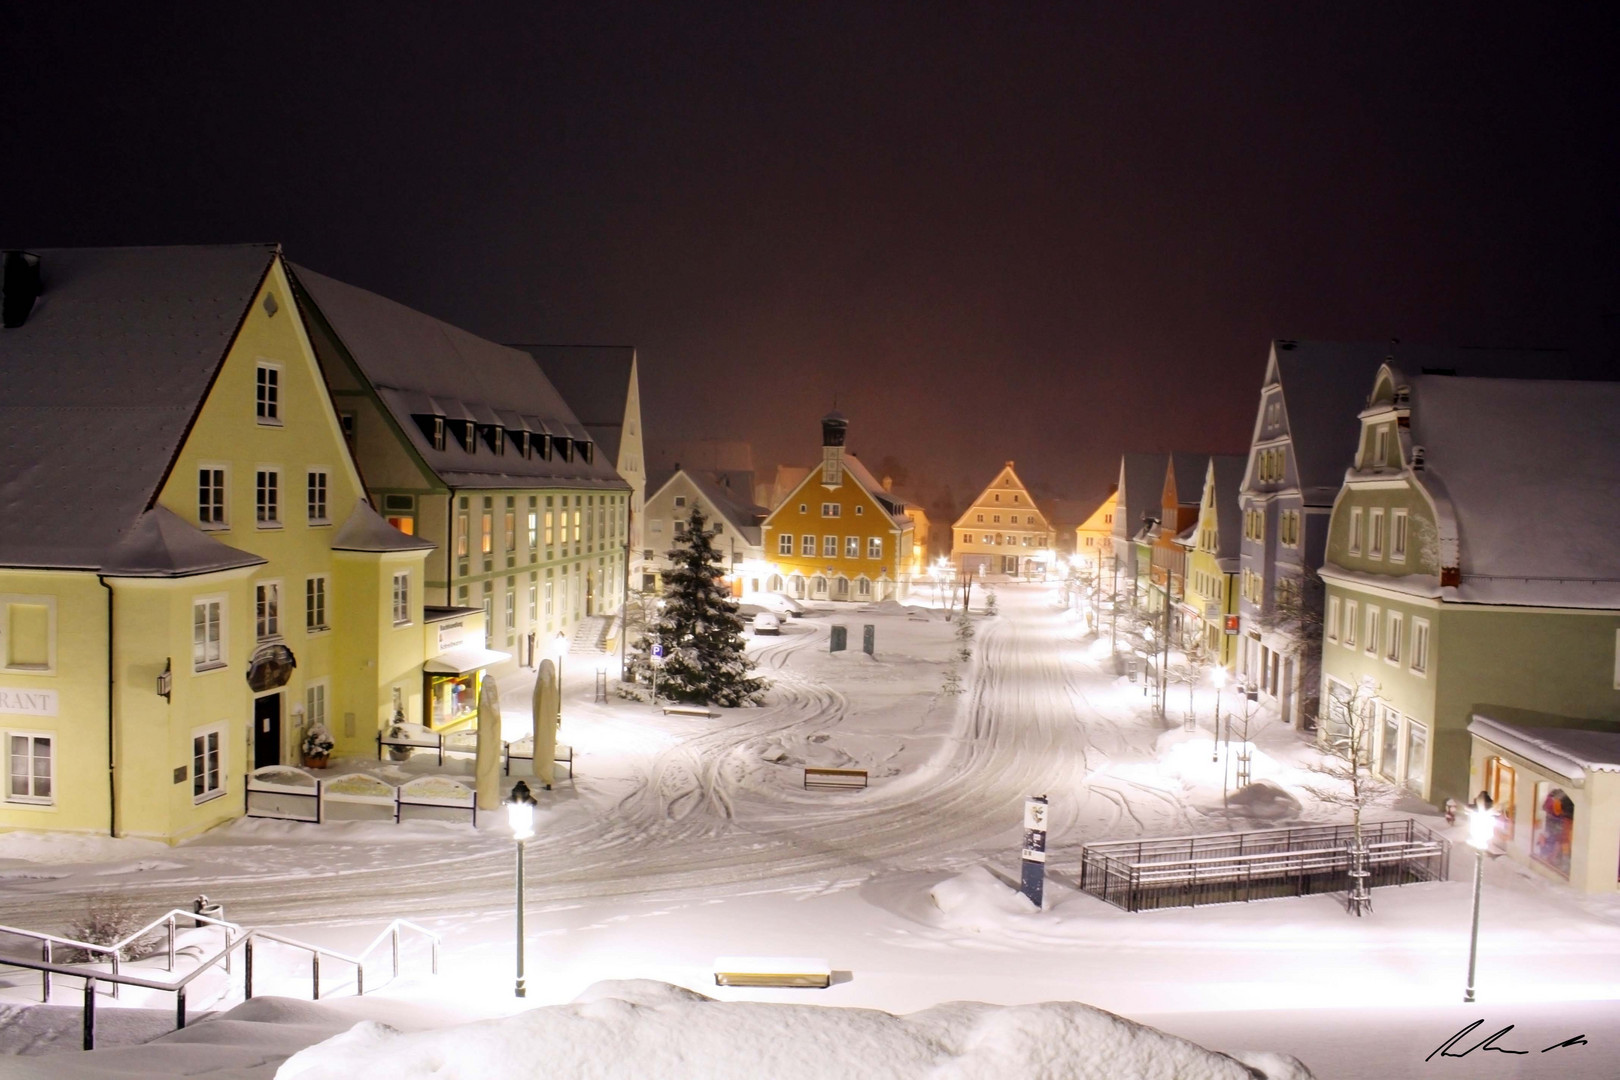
[
  {"x1": 2, "y1": 251, "x2": 42, "y2": 328},
  {"x1": 820, "y1": 411, "x2": 848, "y2": 487}
]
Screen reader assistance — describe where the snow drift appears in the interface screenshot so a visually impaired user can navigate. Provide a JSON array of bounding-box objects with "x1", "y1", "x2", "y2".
[{"x1": 277, "y1": 979, "x2": 1312, "y2": 1080}]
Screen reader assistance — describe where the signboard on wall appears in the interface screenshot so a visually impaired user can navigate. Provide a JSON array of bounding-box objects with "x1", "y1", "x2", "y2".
[
  {"x1": 0, "y1": 687, "x2": 57, "y2": 716},
  {"x1": 1224, "y1": 614, "x2": 1241, "y2": 635},
  {"x1": 437, "y1": 619, "x2": 469, "y2": 653}
]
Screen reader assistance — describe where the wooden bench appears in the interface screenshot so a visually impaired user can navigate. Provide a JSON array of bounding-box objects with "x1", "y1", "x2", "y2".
[
  {"x1": 713, "y1": 956, "x2": 831, "y2": 989},
  {"x1": 803, "y1": 767, "x2": 868, "y2": 790},
  {"x1": 503, "y1": 742, "x2": 574, "y2": 779},
  {"x1": 662, "y1": 705, "x2": 718, "y2": 718}
]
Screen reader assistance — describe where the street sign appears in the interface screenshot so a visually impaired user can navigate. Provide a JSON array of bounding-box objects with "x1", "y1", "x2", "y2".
[
  {"x1": 1020, "y1": 795, "x2": 1049, "y2": 909},
  {"x1": 1223, "y1": 614, "x2": 1240, "y2": 635},
  {"x1": 651, "y1": 642, "x2": 664, "y2": 659}
]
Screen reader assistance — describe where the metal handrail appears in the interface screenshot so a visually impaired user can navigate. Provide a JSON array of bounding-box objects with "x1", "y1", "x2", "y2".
[
  {"x1": 0, "y1": 908, "x2": 241, "y2": 1001},
  {"x1": 0, "y1": 917, "x2": 440, "y2": 1050}
]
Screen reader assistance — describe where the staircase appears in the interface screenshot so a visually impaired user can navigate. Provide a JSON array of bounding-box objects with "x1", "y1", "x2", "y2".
[{"x1": 571, "y1": 615, "x2": 609, "y2": 653}]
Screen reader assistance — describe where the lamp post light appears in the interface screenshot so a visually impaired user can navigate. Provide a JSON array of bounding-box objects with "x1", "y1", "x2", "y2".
[
  {"x1": 1464, "y1": 791, "x2": 1496, "y2": 1003},
  {"x1": 553, "y1": 630, "x2": 568, "y2": 697},
  {"x1": 506, "y1": 780, "x2": 538, "y2": 998},
  {"x1": 1211, "y1": 666, "x2": 1227, "y2": 762}
]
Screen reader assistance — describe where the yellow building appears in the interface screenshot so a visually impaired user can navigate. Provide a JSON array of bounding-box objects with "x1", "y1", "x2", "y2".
[
  {"x1": 759, "y1": 414, "x2": 915, "y2": 602},
  {"x1": 952, "y1": 462, "x2": 1052, "y2": 577},
  {"x1": 1073, "y1": 488, "x2": 1117, "y2": 573},
  {"x1": 1, "y1": 246, "x2": 435, "y2": 843},
  {"x1": 1181, "y1": 456, "x2": 1245, "y2": 668}
]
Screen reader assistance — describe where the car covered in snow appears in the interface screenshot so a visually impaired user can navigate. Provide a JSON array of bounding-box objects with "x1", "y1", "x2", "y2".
[
  {"x1": 752, "y1": 612, "x2": 782, "y2": 635},
  {"x1": 746, "y1": 592, "x2": 807, "y2": 618}
]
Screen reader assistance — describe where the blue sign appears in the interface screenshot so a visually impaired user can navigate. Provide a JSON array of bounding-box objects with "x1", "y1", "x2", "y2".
[
  {"x1": 1020, "y1": 795, "x2": 1049, "y2": 909},
  {"x1": 652, "y1": 642, "x2": 664, "y2": 659}
]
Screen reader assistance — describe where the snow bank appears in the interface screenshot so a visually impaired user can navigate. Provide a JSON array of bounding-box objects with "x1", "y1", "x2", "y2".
[
  {"x1": 0, "y1": 830, "x2": 168, "y2": 865},
  {"x1": 277, "y1": 979, "x2": 1312, "y2": 1080},
  {"x1": 929, "y1": 864, "x2": 1042, "y2": 927}
]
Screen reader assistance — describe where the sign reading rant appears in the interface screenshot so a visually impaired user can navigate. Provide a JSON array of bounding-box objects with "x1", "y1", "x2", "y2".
[{"x1": 0, "y1": 687, "x2": 58, "y2": 716}]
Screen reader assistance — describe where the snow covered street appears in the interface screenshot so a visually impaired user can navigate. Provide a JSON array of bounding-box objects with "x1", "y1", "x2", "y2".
[{"x1": 5, "y1": 582, "x2": 1620, "y2": 1077}]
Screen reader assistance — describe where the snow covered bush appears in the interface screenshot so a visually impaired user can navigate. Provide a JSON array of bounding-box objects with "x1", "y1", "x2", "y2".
[
  {"x1": 984, "y1": 587, "x2": 998, "y2": 615},
  {"x1": 941, "y1": 668, "x2": 964, "y2": 696},
  {"x1": 64, "y1": 894, "x2": 160, "y2": 962},
  {"x1": 300, "y1": 722, "x2": 335, "y2": 759},
  {"x1": 627, "y1": 505, "x2": 767, "y2": 707}
]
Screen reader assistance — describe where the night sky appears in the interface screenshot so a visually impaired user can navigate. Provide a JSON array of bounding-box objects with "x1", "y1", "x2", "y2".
[{"x1": 7, "y1": 3, "x2": 1617, "y2": 513}]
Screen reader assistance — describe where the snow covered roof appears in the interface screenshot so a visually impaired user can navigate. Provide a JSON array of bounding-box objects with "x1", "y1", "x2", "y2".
[
  {"x1": 843, "y1": 454, "x2": 912, "y2": 527},
  {"x1": 1408, "y1": 373, "x2": 1620, "y2": 604},
  {"x1": 1115, "y1": 453, "x2": 1169, "y2": 540},
  {"x1": 1208, "y1": 455, "x2": 1246, "y2": 561},
  {"x1": 1270, "y1": 339, "x2": 1574, "y2": 505},
  {"x1": 521, "y1": 345, "x2": 636, "y2": 463},
  {"x1": 652, "y1": 467, "x2": 767, "y2": 545},
  {"x1": 289, "y1": 267, "x2": 627, "y2": 494},
  {"x1": 0, "y1": 244, "x2": 277, "y2": 570},
  {"x1": 1469, "y1": 714, "x2": 1620, "y2": 782},
  {"x1": 99, "y1": 506, "x2": 267, "y2": 578},
  {"x1": 1167, "y1": 452, "x2": 1208, "y2": 508},
  {"x1": 331, "y1": 501, "x2": 436, "y2": 553}
]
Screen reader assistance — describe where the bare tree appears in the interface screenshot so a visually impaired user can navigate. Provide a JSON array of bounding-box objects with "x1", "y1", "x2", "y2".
[
  {"x1": 1259, "y1": 567, "x2": 1326, "y2": 732},
  {"x1": 1305, "y1": 674, "x2": 1383, "y2": 916}
]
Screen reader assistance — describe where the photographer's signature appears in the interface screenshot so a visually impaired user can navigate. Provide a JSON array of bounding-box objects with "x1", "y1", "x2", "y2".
[{"x1": 1427, "y1": 1020, "x2": 1587, "y2": 1061}]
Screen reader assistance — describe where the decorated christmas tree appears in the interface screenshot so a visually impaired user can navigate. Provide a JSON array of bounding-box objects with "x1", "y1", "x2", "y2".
[{"x1": 629, "y1": 505, "x2": 767, "y2": 707}]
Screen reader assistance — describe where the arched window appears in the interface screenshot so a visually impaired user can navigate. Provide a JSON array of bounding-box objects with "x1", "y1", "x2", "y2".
[
  {"x1": 811, "y1": 575, "x2": 827, "y2": 597},
  {"x1": 767, "y1": 574, "x2": 783, "y2": 593}
]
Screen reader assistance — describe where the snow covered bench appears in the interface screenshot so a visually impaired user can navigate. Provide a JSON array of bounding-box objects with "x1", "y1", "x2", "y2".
[
  {"x1": 662, "y1": 705, "x2": 718, "y2": 718},
  {"x1": 803, "y1": 767, "x2": 867, "y2": 790},
  {"x1": 713, "y1": 956, "x2": 831, "y2": 989},
  {"x1": 504, "y1": 740, "x2": 574, "y2": 779}
]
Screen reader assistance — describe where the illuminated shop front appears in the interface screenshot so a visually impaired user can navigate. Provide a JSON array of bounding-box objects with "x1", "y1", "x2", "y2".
[{"x1": 422, "y1": 607, "x2": 509, "y2": 733}]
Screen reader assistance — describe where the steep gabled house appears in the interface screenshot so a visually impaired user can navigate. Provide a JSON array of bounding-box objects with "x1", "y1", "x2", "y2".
[
  {"x1": 1072, "y1": 488, "x2": 1118, "y2": 572},
  {"x1": 759, "y1": 414, "x2": 914, "y2": 602},
  {"x1": 1, "y1": 246, "x2": 434, "y2": 841},
  {"x1": 644, "y1": 467, "x2": 767, "y2": 594},
  {"x1": 1319, "y1": 365, "x2": 1620, "y2": 817},
  {"x1": 1182, "y1": 456, "x2": 1245, "y2": 668},
  {"x1": 952, "y1": 462, "x2": 1053, "y2": 577},
  {"x1": 1109, "y1": 453, "x2": 1169, "y2": 611}
]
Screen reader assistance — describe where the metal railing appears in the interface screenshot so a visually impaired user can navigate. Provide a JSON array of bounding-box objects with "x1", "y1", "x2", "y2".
[
  {"x1": 1079, "y1": 819, "x2": 1449, "y2": 912},
  {"x1": 0, "y1": 907, "x2": 240, "y2": 1002},
  {"x1": 0, "y1": 915, "x2": 439, "y2": 1050}
]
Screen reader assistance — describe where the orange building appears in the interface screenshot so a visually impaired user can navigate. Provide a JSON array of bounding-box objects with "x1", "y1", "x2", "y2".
[{"x1": 760, "y1": 413, "x2": 915, "y2": 602}]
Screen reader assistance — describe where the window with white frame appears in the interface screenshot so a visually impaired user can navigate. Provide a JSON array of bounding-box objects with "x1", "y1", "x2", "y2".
[
  {"x1": 1344, "y1": 600, "x2": 1358, "y2": 648},
  {"x1": 962, "y1": 533, "x2": 973, "y2": 544},
  {"x1": 818, "y1": 535, "x2": 834, "y2": 558},
  {"x1": 801, "y1": 534, "x2": 814, "y2": 556},
  {"x1": 673, "y1": 496, "x2": 686, "y2": 508},
  {"x1": 305, "y1": 682, "x2": 327, "y2": 731},
  {"x1": 845, "y1": 536, "x2": 859, "y2": 558},
  {"x1": 778, "y1": 533, "x2": 793, "y2": 556},
  {"x1": 307, "y1": 471, "x2": 329, "y2": 523},
  {"x1": 528, "y1": 584, "x2": 537, "y2": 624},
  {"x1": 1368, "y1": 508, "x2": 1385, "y2": 559},
  {"x1": 1348, "y1": 507, "x2": 1363, "y2": 555},
  {"x1": 255, "y1": 469, "x2": 280, "y2": 526},
  {"x1": 1374, "y1": 425, "x2": 1389, "y2": 466},
  {"x1": 192, "y1": 725, "x2": 223, "y2": 802},
  {"x1": 192, "y1": 597, "x2": 225, "y2": 670},
  {"x1": 1364, "y1": 604, "x2": 1380, "y2": 655},
  {"x1": 255, "y1": 583, "x2": 279, "y2": 640},
  {"x1": 505, "y1": 590, "x2": 515, "y2": 633},
  {"x1": 305, "y1": 576, "x2": 328, "y2": 632},
  {"x1": 1327, "y1": 596, "x2": 1340, "y2": 642},
  {"x1": 868, "y1": 537, "x2": 882, "y2": 559},
  {"x1": 1412, "y1": 618, "x2": 1430, "y2": 675},
  {"x1": 7, "y1": 733, "x2": 52, "y2": 804},
  {"x1": 1386, "y1": 610, "x2": 1402, "y2": 664},
  {"x1": 822, "y1": 503, "x2": 841, "y2": 517},
  {"x1": 1391, "y1": 509, "x2": 1408, "y2": 562},
  {"x1": 392, "y1": 572, "x2": 411, "y2": 626},
  {"x1": 198, "y1": 468, "x2": 226, "y2": 528},
  {"x1": 255, "y1": 363, "x2": 281, "y2": 423}
]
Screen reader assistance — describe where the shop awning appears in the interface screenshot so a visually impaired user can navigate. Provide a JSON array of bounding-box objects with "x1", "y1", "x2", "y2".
[{"x1": 424, "y1": 647, "x2": 511, "y2": 675}]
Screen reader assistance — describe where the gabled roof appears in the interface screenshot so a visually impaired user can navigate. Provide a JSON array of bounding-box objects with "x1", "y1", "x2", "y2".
[
  {"x1": 1115, "y1": 453, "x2": 1169, "y2": 539},
  {"x1": 521, "y1": 346, "x2": 636, "y2": 463},
  {"x1": 289, "y1": 268, "x2": 626, "y2": 493},
  {"x1": 0, "y1": 244, "x2": 277, "y2": 570},
  {"x1": 842, "y1": 454, "x2": 912, "y2": 526},
  {"x1": 954, "y1": 462, "x2": 1049, "y2": 529},
  {"x1": 1206, "y1": 455, "x2": 1247, "y2": 565},
  {"x1": 1268, "y1": 339, "x2": 1575, "y2": 504},
  {"x1": 651, "y1": 468, "x2": 767, "y2": 546},
  {"x1": 1166, "y1": 452, "x2": 1209, "y2": 508},
  {"x1": 1406, "y1": 372, "x2": 1620, "y2": 602}
]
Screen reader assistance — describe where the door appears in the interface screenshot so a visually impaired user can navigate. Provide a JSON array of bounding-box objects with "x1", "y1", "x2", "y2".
[{"x1": 254, "y1": 693, "x2": 281, "y2": 768}]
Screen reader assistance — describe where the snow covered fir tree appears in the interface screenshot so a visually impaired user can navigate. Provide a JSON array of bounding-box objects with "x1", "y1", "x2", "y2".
[{"x1": 628, "y1": 505, "x2": 768, "y2": 707}]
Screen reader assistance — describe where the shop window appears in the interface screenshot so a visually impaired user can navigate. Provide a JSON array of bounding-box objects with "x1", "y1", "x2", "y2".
[
  {"x1": 1403, "y1": 721, "x2": 1427, "y2": 793},
  {"x1": 1533, "y1": 784, "x2": 1574, "y2": 878},
  {"x1": 429, "y1": 672, "x2": 479, "y2": 731},
  {"x1": 1484, "y1": 756, "x2": 1516, "y2": 843},
  {"x1": 1378, "y1": 708, "x2": 1399, "y2": 779}
]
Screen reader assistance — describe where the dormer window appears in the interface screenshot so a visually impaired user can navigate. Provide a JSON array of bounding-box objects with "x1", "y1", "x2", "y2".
[
  {"x1": 482, "y1": 425, "x2": 505, "y2": 455},
  {"x1": 516, "y1": 431, "x2": 532, "y2": 459},
  {"x1": 1374, "y1": 426, "x2": 1389, "y2": 467},
  {"x1": 460, "y1": 421, "x2": 477, "y2": 454},
  {"x1": 581, "y1": 441, "x2": 594, "y2": 464},
  {"x1": 413, "y1": 415, "x2": 447, "y2": 451},
  {"x1": 557, "y1": 439, "x2": 574, "y2": 463}
]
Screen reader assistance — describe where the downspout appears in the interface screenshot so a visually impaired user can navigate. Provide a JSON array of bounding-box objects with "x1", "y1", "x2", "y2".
[{"x1": 98, "y1": 576, "x2": 117, "y2": 838}]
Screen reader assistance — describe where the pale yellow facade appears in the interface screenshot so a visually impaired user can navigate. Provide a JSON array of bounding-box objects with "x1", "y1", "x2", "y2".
[
  {"x1": 1073, "y1": 490, "x2": 1117, "y2": 571},
  {"x1": 952, "y1": 463, "x2": 1052, "y2": 575}
]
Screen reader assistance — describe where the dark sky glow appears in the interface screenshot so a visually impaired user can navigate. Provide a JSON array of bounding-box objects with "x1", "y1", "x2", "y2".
[{"x1": 6, "y1": 3, "x2": 1616, "y2": 507}]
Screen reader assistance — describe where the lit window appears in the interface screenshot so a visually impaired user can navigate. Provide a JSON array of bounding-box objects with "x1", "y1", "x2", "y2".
[
  {"x1": 844, "y1": 536, "x2": 859, "y2": 558},
  {"x1": 822, "y1": 503, "x2": 841, "y2": 517},
  {"x1": 867, "y1": 537, "x2": 882, "y2": 559}
]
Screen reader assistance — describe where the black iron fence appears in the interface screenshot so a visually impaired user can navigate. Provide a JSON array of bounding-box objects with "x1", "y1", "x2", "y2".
[{"x1": 1078, "y1": 819, "x2": 1449, "y2": 912}]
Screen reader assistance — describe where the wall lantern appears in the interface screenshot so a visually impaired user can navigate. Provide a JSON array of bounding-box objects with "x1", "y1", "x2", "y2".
[{"x1": 156, "y1": 658, "x2": 172, "y2": 703}]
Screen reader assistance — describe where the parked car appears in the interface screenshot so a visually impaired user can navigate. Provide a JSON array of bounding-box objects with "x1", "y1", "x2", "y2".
[
  {"x1": 752, "y1": 612, "x2": 782, "y2": 635},
  {"x1": 747, "y1": 591, "x2": 807, "y2": 618}
]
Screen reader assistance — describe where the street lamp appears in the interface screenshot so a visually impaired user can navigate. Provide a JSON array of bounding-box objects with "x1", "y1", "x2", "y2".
[
  {"x1": 1464, "y1": 791, "x2": 1496, "y2": 1003},
  {"x1": 506, "y1": 780, "x2": 538, "y2": 998},
  {"x1": 1211, "y1": 666, "x2": 1227, "y2": 762},
  {"x1": 553, "y1": 630, "x2": 568, "y2": 696}
]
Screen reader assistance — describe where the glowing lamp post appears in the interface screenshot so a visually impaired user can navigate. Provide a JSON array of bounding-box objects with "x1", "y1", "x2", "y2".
[
  {"x1": 507, "y1": 780, "x2": 538, "y2": 998},
  {"x1": 1463, "y1": 791, "x2": 1496, "y2": 1003}
]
